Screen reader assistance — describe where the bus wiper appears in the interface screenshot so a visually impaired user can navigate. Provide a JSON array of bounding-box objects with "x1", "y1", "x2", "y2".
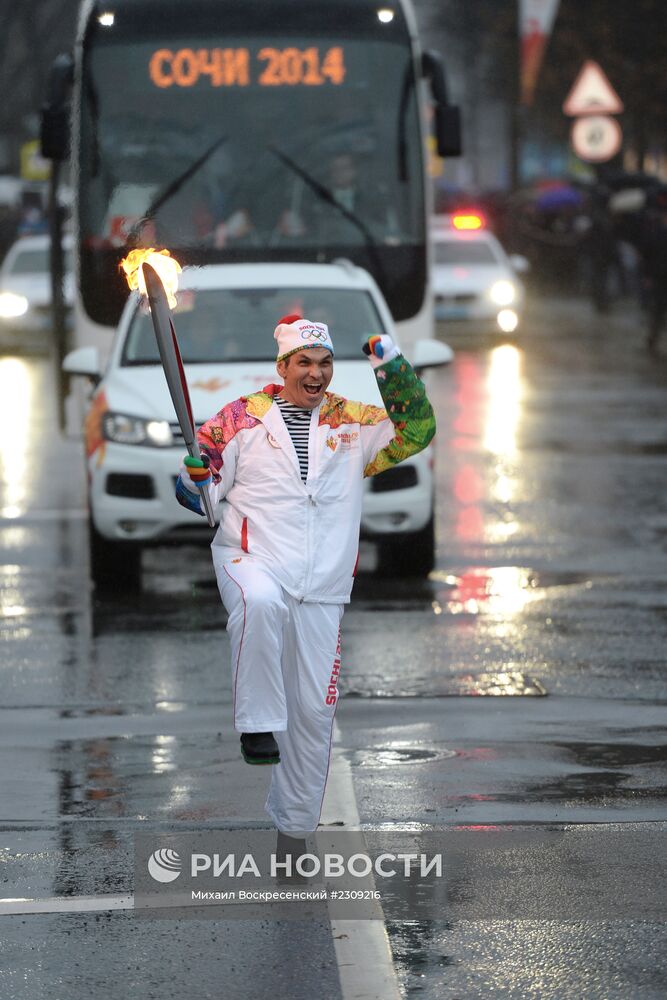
[
  {"x1": 269, "y1": 145, "x2": 387, "y2": 290},
  {"x1": 397, "y1": 62, "x2": 414, "y2": 184},
  {"x1": 82, "y1": 62, "x2": 100, "y2": 177},
  {"x1": 127, "y1": 133, "x2": 228, "y2": 244}
]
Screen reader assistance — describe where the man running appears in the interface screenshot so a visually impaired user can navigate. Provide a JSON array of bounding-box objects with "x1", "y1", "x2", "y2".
[{"x1": 175, "y1": 314, "x2": 435, "y2": 838}]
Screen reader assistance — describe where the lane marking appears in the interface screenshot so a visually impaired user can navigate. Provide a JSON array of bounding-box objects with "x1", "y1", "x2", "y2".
[
  {"x1": 0, "y1": 894, "x2": 133, "y2": 915},
  {"x1": 0, "y1": 893, "x2": 329, "y2": 916},
  {"x1": 320, "y1": 721, "x2": 402, "y2": 1000}
]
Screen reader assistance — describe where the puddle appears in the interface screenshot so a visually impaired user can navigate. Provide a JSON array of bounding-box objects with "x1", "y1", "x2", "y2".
[
  {"x1": 342, "y1": 671, "x2": 547, "y2": 698},
  {"x1": 427, "y1": 568, "x2": 599, "y2": 617},
  {"x1": 51, "y1": 734, "x2": 222, "y2": 819},
  {"x1": 555, "y1": 740, "x2": 667, "y2": 768},
  {"x1": 353, "y1": 568, "x2": 601, "y2": 616},
  {"x1": 429, "y1": 568, "x2": 597, "y2": 589},
  {"x1": 348, "y1": 745, "x2": 457, "y2": 769}
]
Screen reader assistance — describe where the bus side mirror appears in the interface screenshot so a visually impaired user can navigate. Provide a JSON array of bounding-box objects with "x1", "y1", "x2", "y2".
[
  {"x1": 40, "y1": 53, "x2": 74, "y2": 161},
  {"x1": 41, "y1": 108, "x2": 70, "y2": 161},
  {"x1": 434, "y1": 105, "x2": 462, "y2": 159},
  {"x1": 422, "y1": 50, "x2": 462, "y2": 158},
  {"x1": 63, "y1": 346, "x2": 102, "y2": 385}
]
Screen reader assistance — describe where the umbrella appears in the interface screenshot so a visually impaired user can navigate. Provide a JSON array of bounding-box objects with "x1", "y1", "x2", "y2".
[{"x1": 534, "y1": 186, "x2": 585, "y2": 211}]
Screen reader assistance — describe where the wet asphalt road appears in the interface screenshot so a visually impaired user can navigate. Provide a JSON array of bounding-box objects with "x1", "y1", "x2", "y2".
[{"x1": 1, "y1": 294, "x2": 666, "y2": 999}]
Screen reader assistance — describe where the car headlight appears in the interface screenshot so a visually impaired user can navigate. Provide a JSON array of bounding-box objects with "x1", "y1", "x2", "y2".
[
  {"x1": 489, "y1": 280, "x2": 516, "y2": 306},
  {"x1": 102, "y1": 412, "x2": 173, "y2": 446},
  {"x1": 0, "y1": 292, "x2": 29, "y2": 318},
  {"x1": 497, "y1": 309, "x2": 519, "y2": 333}
]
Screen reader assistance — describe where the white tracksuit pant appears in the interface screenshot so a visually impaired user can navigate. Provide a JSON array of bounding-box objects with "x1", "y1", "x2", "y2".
[{"x1": 214, "y1": 554, "x2": 343, "y2": 836}]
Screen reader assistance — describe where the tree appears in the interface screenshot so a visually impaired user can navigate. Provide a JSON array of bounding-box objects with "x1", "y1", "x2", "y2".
[{"x1": 0, "y1": 1, "x2": 78, "y2": 170}]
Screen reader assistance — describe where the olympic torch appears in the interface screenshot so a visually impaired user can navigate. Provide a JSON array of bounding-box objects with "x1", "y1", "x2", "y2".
[{"x1": 120, "y1": 249, "x2": 216, "y2": 528}]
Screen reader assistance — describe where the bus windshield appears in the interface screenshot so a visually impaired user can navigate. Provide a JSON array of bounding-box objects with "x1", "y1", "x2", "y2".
[{"x1": 78, "y1": 1, "x2": 425, "y2": 326}]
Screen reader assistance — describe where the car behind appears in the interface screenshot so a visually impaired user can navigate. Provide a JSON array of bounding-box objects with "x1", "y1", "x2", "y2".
[
  {"x1": 432, "y1": 214, "x2": 528, "y2": 333},
  {"x1": 0, "y1": 234, "x2": 73, "y2": 352}
]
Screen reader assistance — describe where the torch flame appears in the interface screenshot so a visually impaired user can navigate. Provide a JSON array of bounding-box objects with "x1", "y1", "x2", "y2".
[{"x1": 120, "y1": 249, "x2": 182, "y2": 308}]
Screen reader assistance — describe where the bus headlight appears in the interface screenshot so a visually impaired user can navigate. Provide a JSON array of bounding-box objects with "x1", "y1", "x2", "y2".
[
  {"x1": 0, "y1": 292, "x2": 29, "y2": 319},
  {"x1": 489, "y1": 280, "x2": 516, "y2": 306},
  {"x1": 102, "y1": 413, "x2": 173, "y2": 446}
]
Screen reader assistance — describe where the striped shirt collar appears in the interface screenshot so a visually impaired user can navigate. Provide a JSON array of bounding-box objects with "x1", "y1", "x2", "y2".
[{"x1": 274, "y1": 396, "x2": 312, "y2": 417}]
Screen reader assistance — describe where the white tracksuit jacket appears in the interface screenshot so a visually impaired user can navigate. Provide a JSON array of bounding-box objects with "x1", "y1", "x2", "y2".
[{"x1": 176, "y1": 354, "x2": 436, "y2": 602}]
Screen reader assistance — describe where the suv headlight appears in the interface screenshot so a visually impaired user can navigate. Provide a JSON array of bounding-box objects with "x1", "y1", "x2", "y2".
[
  {"x1": 489, "y1": 280, "x2": 516, "y2": 306},
  {"x1": 102, "y1": 412, "x2": 174, "y2": 446},
  {"x1": 0, "y1": 292, "x2": 29, "y2": 318}
]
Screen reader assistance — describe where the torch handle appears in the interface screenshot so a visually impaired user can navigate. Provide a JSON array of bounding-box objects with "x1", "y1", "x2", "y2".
[{"x1": 186, "y1": 438, "x2": 217, "y2": 527}]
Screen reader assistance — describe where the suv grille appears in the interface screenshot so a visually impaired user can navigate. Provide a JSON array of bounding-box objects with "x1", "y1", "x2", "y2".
[
  {"x1": 370, "y1": 465, "x2": 418, "y2": 492},
  {"x1": 436, "y1": 293, "x2": 477, "y2": 304},
  {"x1": 106, "y1": 473, "x2": 155, "y2": 499}
]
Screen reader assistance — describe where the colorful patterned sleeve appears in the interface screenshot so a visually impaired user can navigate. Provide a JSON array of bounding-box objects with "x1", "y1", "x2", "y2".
[
  {"x1": 362, "y1": 355, "x2": 436, "y2": 478},
  {"x1": 174, "y1": 398, "x2": 246, "y2": 514}
]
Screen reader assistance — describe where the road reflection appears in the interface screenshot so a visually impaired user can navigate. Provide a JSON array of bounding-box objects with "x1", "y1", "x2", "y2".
[
  {"x1": 0, "y1": 357, "x2": 32, "y2": 519},
  {"x1": 441, "y1": 343, "x2": 530, "y2": 614},
  {"x1": 430, "y1": 566, "x2": 544, "y2": 617},
  {"x1": 449, "y1": 345, "x2": 524, "y2": 537},
  {"x1": 483, "y1": 344, "x2": 522, "y2": 457}
]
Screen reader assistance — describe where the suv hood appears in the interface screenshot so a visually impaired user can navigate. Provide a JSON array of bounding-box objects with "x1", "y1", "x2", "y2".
[{"x1": 432, "y1": 264, "x2": 508, "y2": 295}]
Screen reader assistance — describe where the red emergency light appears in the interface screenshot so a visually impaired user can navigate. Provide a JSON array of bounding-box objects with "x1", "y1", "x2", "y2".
[{"x1": 452, "y1": 212, "x2": 485, "y2": 231}]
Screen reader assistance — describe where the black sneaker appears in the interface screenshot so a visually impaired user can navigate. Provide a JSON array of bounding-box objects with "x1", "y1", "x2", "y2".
[{"x1": 240, "y1": 732, "x2": 280, "y2": 765}]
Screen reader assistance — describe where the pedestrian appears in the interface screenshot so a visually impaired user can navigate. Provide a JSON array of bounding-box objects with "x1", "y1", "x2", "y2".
[
  {"x1": 585, "y1": 189, "x2": 619, "y2": 314},
  {"x1": 638, "y1": 188, "x2": 667, "y2": 351},
  {"x1": 174, "y1": 314, "x2": 435, "y2": 848}
]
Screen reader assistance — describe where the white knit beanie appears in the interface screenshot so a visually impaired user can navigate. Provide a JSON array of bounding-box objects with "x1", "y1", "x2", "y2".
[{"x1": 274, "y1": 314, "x2": 334, "y2": 362}]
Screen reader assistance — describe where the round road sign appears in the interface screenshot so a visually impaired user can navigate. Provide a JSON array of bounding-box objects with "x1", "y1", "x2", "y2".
[{"x1": 571, "y1": 115, "x2": 622, "y2": 163}]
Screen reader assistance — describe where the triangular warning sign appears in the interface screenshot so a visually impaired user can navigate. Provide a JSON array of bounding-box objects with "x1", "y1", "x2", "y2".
[{"x1": 563, "y1": 61, "x2": 624, "y2": 116}]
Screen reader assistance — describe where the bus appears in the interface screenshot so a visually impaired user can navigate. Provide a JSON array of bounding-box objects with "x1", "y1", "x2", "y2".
[{"x1": 42, "y1": 0, "x2": 460, "y2": 422}]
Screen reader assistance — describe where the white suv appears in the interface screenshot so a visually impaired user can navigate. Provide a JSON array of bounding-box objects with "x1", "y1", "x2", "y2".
[
  {"x1": 0, "y1": 234, "x2": 74, "y2": 351},
  {"x1": 64, "y1": 261, "x2": 450, "y2": 588},
  {"x1": 432, "y1": 214, "x2": 528, "y2": 332}
]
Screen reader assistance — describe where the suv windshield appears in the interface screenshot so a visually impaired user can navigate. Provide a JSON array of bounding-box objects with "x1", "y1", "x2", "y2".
[
  {"x1": 10, "y1": 248, "x2": 73, "y2": 274},
  {"x1": 434, "y1": 241, "x2": 498, "y2": 265},
  {"x1": 122, "y1": 285, "x2": 384, "y2": 364}
]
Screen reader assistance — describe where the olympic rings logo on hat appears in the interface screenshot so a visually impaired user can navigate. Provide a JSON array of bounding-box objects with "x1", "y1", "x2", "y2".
[{"x1": 300, "y1": 326, "x2": 328, "y2": 342}]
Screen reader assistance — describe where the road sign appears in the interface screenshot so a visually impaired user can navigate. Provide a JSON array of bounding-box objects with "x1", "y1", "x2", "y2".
[
  {"x1": 563, "y1": 61, "x2": 624, "y2": 117},
  {"x1": 571, "y1": 115, "x2": 622, "y2": 163},
  {"x1": 20, "y1": 139, "x2": 51, "y2": 181}
]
